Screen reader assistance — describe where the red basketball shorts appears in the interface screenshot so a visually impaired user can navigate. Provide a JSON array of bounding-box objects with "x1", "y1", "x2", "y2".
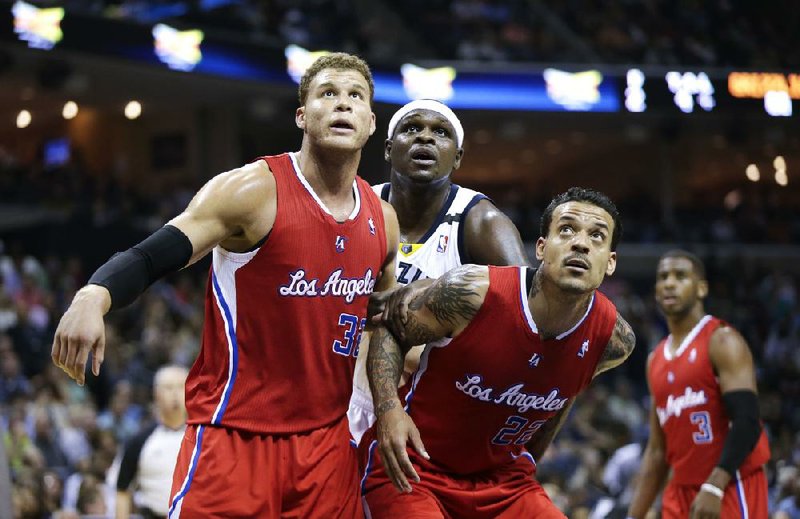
[
  {"x1": 661, "y1": 468, "x2": 768, "y2": 519},
  {"x1": 168, "y1": 415, "x2": 362, "y2": 518},
  {"x1": 360, "y1": 437, "x2": 566, "y2": 519}
]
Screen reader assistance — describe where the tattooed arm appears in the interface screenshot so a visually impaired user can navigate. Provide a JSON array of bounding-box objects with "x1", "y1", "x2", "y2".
[
  {"x1": 367, "y1": 264, "x2": 489, "y2": 493},
  {"x1": 595, "y1": 312, "x2": 636, "y2": 377},
  {"x1": 525, "y1": 314, "x2": 636, "y2": 460},
  {"x1": 525, "y1": 398, "x2": 576, "y2": 461}
]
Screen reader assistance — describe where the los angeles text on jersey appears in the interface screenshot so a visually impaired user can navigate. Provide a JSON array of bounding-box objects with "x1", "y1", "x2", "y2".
[
  {"x1": 278, "y1": 268, "x2": 376, "y2": 303},
  {"x1": 456, "y1": 374, "x2": 569, "y2": 413},
  {"x1": 656, "y1": 387, "x2": 708, "y2": 425}
]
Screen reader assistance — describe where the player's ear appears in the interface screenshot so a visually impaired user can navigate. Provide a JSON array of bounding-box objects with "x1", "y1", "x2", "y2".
[
  {"x1": 296, "y1": 107, "x2": 306, "y2": 130},
  {"x1": 606, "y1": 251, "x2": 617, "y2": 276},
  {"x1": 384, "y1": 139, "x2": 392, "y2": 162},
  {"x1": 452, "y1": 148, "x2": 464, "y2": 170},
  {"x1": 697, "y1": 279, "x2": 709, "y2": 299},
  {"x1": 535, "y1": 237, "x2": 546, "y2": 261},
  {"x1": 368, "y1": 112, "x2": 376, "y2": 136}
]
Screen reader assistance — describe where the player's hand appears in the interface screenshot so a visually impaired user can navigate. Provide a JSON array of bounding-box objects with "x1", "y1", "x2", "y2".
[
  {"x1": 52, "y1": 285, "x2": 110, "y2": 386},
  {"x1": 369, "y1": 281, "x2": 430, "y2": 342},
  {"x1": 689, "y1": 487, "x2": 722, "y2": 519},
  {"x1": 375, "y1": 401, "x2": 429, "y2": 493}
]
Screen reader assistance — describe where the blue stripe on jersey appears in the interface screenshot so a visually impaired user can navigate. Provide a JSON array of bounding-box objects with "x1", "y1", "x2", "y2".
[
  {"x1": 210, "y1": 271, "x2": 239, "y2": 425},
  {"x1": 168, "y1": 425, "x2": 206, "y2": 518},
  {"x1": 360, "y1": 440, "x2": 379, "y2": 495},
  {"x1": 511, "y1": 450, "x2": 537, "y2": 467},
  {"x1": 456, "y1": 192, "x2": 489, "y2": 264}
]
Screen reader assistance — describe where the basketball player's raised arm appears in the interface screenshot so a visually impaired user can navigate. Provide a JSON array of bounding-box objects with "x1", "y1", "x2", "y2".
[
  {"x1": 689, "y1": 326, "x2": 763, "y2": 518},
  {"x1": 627, "y1": 354, "x2": 670, "y2": 519},
  {"x1": 463, "y1": 199, "x2": 531, "y2": 266},
  {"x1": 52, "y1": 161, "x2": 276, "y2": 385},
  {"x1": 368, "y1": 264, "x2": 488, "y2": 493}
]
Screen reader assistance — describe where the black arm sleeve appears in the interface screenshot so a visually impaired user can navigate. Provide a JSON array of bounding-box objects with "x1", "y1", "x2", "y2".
[
  {"x1": 116, "y1": 424, "x2": 157, "y2": 491},
  {"x1": 717, "y1": 390, "x2": 762, "y2": 476},
  {"x1": 89, "y1": 225, "x2": 193, "y2": 310}
]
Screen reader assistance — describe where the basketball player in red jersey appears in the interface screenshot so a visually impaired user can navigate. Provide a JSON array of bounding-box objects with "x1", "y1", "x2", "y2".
[
  {"x1": 627, "y1": 250, "x2": 770, "y2": 519},
  {"x1": 51, "y1": 53, "x2": 399, "y2": 518},
  {"x1": 363, "y1": 187, "x2": 636, "y2": 518}
]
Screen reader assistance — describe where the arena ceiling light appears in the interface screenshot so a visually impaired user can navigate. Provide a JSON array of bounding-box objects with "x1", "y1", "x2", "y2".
[
  {"x1": 16, "y1": 109, "x2": 31, "y2": 128},
  {"x1": 124, "y1": 100, "x2": 142, "y2": 120},
  {"x1": 62, "y1": 100, "x2": 78, "y2": 120}
]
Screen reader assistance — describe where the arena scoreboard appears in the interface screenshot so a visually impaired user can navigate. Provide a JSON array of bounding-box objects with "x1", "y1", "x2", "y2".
[{"x1": 2, "y1": 1, "x2": 797, "y2": 118}]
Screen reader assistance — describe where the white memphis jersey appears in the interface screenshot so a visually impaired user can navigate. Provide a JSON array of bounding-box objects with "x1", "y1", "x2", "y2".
[
  {"x1": 347, "y1": 183, "x2": 488, "y2": 445},
  {"x1": 372, "y1": 183, "x2": 488, "y2": 285}
]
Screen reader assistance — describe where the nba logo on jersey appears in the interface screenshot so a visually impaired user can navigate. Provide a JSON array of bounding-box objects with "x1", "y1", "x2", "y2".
[
  {"x1": 689, "y1": 348, "x2": 697, "y2": 363},
  {"x1": 578, "y1": 340, "x2": 590, "y2": 358},
  {"x1": 335, "y1": 235, "x2": 347, "y2": 253},
  {"x1": 667, "y1": 371, "x2": 675, "y2": 383},
  {"x1": 437, "y1": 234, "x2": 449, "y2": 253},
  {"x1": 368, "y1": 217, "x2": 376, "y2": 235}
]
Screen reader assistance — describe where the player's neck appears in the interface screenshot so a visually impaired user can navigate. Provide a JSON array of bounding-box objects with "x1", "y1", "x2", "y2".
[
  {"x1": 666, "y1": 304, "x2": 706, "y2": 346},
  {"x1": 389, "y1": 172, "x2": 451, "y2": 240},
  {"x1": 529, "y1": 270, "x2": 593, "y2": 340},
  {"x1": 296, "y1": 144, "x2": 361, "y2": 198}
]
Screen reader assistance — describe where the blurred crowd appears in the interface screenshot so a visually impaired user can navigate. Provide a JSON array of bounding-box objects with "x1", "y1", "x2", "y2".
[{"x1": 46, "y1": 0, "x2": 800, "y2": 68}]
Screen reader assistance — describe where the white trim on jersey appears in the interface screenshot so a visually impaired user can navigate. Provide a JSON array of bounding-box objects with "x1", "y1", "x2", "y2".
[
  {"x1": 663, "y1": 314, "x2": 713, "y2": 361},
  {"x1": 403, "y1": 340, "x2": 445, "y2": 412},
  {"x1": 735, "y1": 470, "x2": 750, "y2": 519},
  {"x1": 289, "y1": 152, "x2": 360, "y2": 220},
  {"x1": 520, "y1": 267, "x2": 538, "y2": 335},
  {"x1": 168, "y1": 425, "x2": 205, "y2": 519},
  {"x1": 555, "y1": 293, "x2": 595, "y2": 341},
  {"x1": 209, "y1": 247, "x2": 258, "y2": 424}
]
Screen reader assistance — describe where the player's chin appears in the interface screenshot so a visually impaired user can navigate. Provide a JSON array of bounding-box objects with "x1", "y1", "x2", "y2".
[
  {"x1": 556, "y1": 276, "x2": 596, "y2": 295},
  {"x1": 322, "y1": 134, "x2": 367, "y2": 151}
]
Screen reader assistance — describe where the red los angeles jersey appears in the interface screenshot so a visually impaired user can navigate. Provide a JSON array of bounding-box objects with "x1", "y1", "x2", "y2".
[
  {"x1": 402, "y1": 266, "x2": 617, "y2": 475},
  {"x1": 649, "y1": 315, "x2": 770, "y2": 486},
  {"x1": 186, "y1": 153, "x2": 387, "y2": 434}
]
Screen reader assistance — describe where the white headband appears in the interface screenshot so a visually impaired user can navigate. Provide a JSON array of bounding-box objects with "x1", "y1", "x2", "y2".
[{"x1": 387, "y1": 99, "x2": 464, "y2": 147}]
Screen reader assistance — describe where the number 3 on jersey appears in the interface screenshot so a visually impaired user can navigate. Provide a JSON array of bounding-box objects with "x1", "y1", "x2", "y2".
[
  {"x1": 332, "y1": 312, "x2": 366, "y2": 357},
  {"x1": 690, "y1": 410, "x2": 714, "y2": 444}
]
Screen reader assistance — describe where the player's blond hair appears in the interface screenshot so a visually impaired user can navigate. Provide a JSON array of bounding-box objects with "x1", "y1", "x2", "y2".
[{"x1": 298, "y1": 53, "x2": 374, "y2": 106}]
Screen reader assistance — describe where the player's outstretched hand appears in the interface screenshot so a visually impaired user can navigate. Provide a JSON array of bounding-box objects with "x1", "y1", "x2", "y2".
[
  {"x1": 376, "y1": 404, "x2": 430, "y2": 493},
  {"x1": 52, "y1": 285, "x2": 110, "y2": 386},
  {"x1": 369, "y1": 280, "x2": 431, "y2": 342},
  {"x1": 689, "y1": 488, "x2": 721, "y2": 519}
]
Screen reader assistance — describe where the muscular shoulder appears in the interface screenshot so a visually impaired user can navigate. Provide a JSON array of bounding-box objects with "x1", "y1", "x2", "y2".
[
  {"x1": 421, "y1": 264, "x2": 489, "y2": 331},
  {"x1": 596, "y1": 312, "x2": 636, "y2": 376},
  {"x1": 708, "y1": 325, "x2": 752, "y2": 366},
  {"x1": 208, "y1": 161, "x2": 275, "y2": 220},
  {"x1": 463, "y1": 199, "x2": 529, "y2": 266}
]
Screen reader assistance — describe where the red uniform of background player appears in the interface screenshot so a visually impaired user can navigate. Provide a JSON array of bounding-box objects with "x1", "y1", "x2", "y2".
[
  {"x1": 628, "y1": 250, "x2": 770, "y2": 519},
  {"x1": 52, "y1": 53, "x2": 399, "y2": 518},
  {"x1": 364, "y1": 187, "x2": 637, "y2": 518}
]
